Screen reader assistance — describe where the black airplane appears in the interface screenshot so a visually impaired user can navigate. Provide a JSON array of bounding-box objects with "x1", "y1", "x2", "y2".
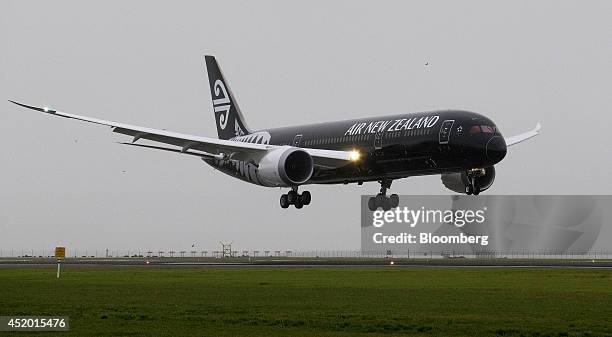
[{"x1": 10, "y1": 56, "x2": 540, "y2": 211}]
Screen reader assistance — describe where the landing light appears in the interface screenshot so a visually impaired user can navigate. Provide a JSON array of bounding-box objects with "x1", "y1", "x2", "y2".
[{"x1": 349, "y1": 150, "x2": 361, "y2": 161}]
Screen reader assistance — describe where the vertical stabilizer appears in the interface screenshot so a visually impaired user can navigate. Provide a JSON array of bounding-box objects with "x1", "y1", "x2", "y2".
[{"x1": 204, "y1": 55, "x2": 251, "y2": 139}]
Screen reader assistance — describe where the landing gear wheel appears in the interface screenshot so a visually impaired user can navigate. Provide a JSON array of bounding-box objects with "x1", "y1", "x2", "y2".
[
  {"x1": 366, "y1": 180, "x2": 398, "y2": 211},
  {"x1": 389, "y1": 194, "x2": 399, "y2": 208},
  {"x1": 368, "y1": 197, "x2": 377, "y2": 211},
  {"x1": 279, "y1": 187, "x2": 312, "y2": 209},
  {"x1": 465, "y1": 185, "x2": 474, "y2": 195},
  {"x1": 287, "y1": 190, "x2": 298, "y2": 204},
  {"x1": 301, "y1": 191, "x2": 311, "y2": 205},
  {"x1": 381, "y1": 198, "x2": 391, "y2": 211},
  {"x1": 375, "y1": 194, "x2": 386, "y2": 206},
  {"x1": 280, "y1": 194, "x2": 290, "y2": 208}
]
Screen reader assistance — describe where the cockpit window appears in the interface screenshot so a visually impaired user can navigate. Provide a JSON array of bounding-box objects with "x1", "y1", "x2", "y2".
[
  {"x1": 470, "y1": 125, "x2": 496, "y2": 134},
  {"x1": 481, "y1": 125, "x2": 495, "y2": 133}
]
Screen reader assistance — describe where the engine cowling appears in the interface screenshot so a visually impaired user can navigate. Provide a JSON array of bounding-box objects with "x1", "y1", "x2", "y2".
[
  {"x1": 257, "y1": 146, "x2": 314, "y2": 187},
  {"x1": 441, "y1": 166, "x2": 496, "y2": 194}
]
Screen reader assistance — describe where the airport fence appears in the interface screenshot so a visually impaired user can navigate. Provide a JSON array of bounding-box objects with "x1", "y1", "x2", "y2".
[{"x1": 0, "y1": 248, "x2": 609, "y2": 260}]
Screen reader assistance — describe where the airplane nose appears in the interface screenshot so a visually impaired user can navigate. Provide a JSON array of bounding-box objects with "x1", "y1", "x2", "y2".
[{"x1": 486, "y1": 136, "x2": 507, "y2": 163}]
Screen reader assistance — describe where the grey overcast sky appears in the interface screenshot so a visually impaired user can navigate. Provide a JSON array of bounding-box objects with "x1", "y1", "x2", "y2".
[{"x1": 1, "y1": 0, "x2": 611, "y2": 252}]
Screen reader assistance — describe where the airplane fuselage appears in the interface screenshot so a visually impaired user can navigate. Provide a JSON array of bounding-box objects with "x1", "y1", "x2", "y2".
[
  {"x1": 11, "y1": 55, "x2": 538, "y2": 210},
  {"x1": 205, "y1": 109, "x2": 507, "y2": 186}
]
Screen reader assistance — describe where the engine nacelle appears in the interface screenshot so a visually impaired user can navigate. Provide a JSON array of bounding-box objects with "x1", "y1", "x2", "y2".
[
  {"x1": 257, "y1": 146, "x2": 314, "y2": 187},
  {"x1": 441, "y1": 166, "x2": 496, "y2": 194}
]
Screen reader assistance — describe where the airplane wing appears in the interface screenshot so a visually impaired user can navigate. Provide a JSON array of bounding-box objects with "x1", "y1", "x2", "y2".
[
  {"x1": 505, "y1": 122, "x2": 541, "y2": 147},
  {"x1": 8, "y1": 100, "x2": 353, "y2": 168}
]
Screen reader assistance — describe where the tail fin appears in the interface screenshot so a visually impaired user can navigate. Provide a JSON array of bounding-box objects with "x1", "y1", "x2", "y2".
[{"x1": 204, "y1": 55, "x2": 251, "y2": 140}]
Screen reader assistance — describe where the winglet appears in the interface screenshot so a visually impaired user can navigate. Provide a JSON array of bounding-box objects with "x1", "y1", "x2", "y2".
[
  {"x1": 8, "y1": 100, "x2": 56, "y2": 114},
  {"x1": 505, "y1": 122, "x2": 542, "y2": 147}
]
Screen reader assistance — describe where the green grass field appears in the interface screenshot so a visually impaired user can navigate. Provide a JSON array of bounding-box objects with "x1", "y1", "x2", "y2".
[{"x1": 0, "y1": 267, "x2": 610, "y2": 336}]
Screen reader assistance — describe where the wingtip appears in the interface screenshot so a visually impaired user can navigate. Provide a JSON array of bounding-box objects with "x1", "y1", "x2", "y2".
[
  {"x1": 8, "y1": 100, "x2": 55, "y2": 113},
  {"x1": 535, "y1": 122, "x2": 542, "y2": 133},
  {"x1": 8, "y1": 99, "x2": 32, "y2": 109}
]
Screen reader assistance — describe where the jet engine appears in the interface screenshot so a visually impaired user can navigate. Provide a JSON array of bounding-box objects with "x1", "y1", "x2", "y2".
[
  {"x1": 441, "y1": 166, "x2": 496, "y2": 194},
  {"x1": 257, "y1": 146, "x2": 314, "y2": 187}
]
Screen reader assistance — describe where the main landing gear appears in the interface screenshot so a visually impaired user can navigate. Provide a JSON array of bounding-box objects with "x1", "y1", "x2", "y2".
[
  {"x1": 280, "y1": 186, "x2": 311, "y2": 209},
  {"x1": 368, "y1": 179, "x2": 399, "y2": 211},
  {"x1": 465, "y1": 168, "x2": 484, "y2": 195}
]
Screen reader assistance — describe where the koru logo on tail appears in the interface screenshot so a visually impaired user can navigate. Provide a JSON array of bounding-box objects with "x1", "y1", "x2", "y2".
[{"x1": 213, "y1": 79, "x2": 231, "y2": 130}]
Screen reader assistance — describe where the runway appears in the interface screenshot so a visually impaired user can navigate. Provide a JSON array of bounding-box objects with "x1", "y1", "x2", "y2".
[{"x1": 1, "y1": 258, "x2": 611, "y2": 269}]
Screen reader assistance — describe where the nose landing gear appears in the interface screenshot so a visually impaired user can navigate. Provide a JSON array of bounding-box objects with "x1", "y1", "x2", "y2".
[
  {"x1": 280, "y1": 187, "x2": 311, "y2": 209},
  {"x1": 367, "y1": 179, "x2": 399, "y2": 211},
  {"x1": 465, "y1": 168, "x2": 484, "y2": 195}
]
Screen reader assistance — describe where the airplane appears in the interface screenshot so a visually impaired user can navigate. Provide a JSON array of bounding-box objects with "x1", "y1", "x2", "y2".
[{"x1": 9, "y1": 55, "x2": 541, "y2": 211}]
